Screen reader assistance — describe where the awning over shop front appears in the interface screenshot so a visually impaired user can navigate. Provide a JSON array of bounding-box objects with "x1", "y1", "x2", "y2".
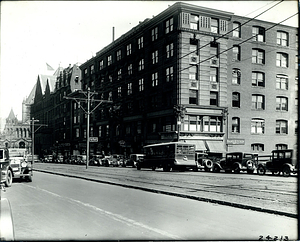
[
  {"x1": 205, "y1": 141, "x2": 225, "y2": 154},
  {"x1": 182, "y1": 140, "x2": 207, "y2": 152}
]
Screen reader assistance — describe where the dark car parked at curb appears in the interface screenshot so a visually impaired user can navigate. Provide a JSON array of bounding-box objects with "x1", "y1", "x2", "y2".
[
  {"x1": 195, "y1": 152, "x2": 214, "y2": 171},
  {"x1": 213, "y1": 152, "x2": 256, "y2": 174},
  {"x1": 125, "y1": 154, "x2": 145, "y2": 168},
  {"x1": 257, "y1": 149, "x2": 297, "y2": 177}
]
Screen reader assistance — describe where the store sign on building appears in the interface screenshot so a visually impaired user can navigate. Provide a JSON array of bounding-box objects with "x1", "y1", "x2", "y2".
[
  {"x1": 89, "y1": 137, "x2": 98, "y2": 143},
  {"x1": 227, "y1": 139, "x2": 245, "y2": 145}
]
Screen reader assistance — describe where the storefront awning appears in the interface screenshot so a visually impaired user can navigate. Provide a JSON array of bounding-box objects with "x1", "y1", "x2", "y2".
[
  {"x1": 182, "y1": 140, "x2": 207, "y2": 152},
  {"x1": 206, "y1": 141, "x2": 225, "y2": 153}
]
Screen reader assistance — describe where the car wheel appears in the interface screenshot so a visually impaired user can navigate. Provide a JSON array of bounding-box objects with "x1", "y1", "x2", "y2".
[
  {"x1": 213, "y1": 165, "x2": 220, "y2": 173},
  {"x1": 5, "y1": 170, "x2": 13, "y2": 187},
  {"x1": 27, "y1": 175, "x2": 32, "y2": 182},
  {"x1": 151, "y1": 166, "x2": 156, "y2": 171},
  {"x1": 282, "y1": 166, "x2": 290, "y2": 177},
  {"x1": 233, "y1": 164, "x2": 240, "y2": 174},
  {"x1": 163, "y1": 164, "x2": 171, "y2": 172},
  {"x1": 204, "y1": 160, "x2": 213, "y2": 169},
  {"x1": 136, "y1": 163, "x2": 141, "y2": 170},
  {"x1": 257, "y1": 166, "x2": 266, "y2": 175}
]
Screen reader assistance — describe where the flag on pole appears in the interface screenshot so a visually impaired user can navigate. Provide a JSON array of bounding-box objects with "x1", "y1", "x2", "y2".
[{"x1": 46, "y1": 63, "x2": 54, "y2": 71}]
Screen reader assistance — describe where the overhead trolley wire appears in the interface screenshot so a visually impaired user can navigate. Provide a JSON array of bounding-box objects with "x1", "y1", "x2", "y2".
[
  {"x1": 178, "y1": 11, "x2": 298, "y2": 74},
  {"x1": 179, "y1": 0, "x2": 285, "y2": 62}
]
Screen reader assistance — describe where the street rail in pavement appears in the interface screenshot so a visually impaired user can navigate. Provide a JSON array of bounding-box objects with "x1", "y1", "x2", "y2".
[{"x1": 32, "y1": 163, "x2": 298, "y2": 218}]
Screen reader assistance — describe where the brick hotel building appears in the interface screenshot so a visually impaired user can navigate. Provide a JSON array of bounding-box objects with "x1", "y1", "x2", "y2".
[{"x1": 31, "y1": 2, "x2": 298, "y2": 158}]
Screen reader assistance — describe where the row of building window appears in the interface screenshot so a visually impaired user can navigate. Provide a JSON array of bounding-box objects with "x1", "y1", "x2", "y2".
[
  {"x1": 232, "y1": 94, "x2": 291, "y2": 111},
  {"x1": 189, "y1": 14, "x2": 290, "y2": 46},
  {"x1": 182, "y1": 115, "x2": 294, "y2": 135},
  {"x1": 251, "y1": 143, "x2": 289, "y2": 152},
  {"x1": 86, "y1": 38, "x2": 292, "y2": 79},
  {"x1": 233, "y1": 23, "x2": 289, "y2": 47},
  {"x1": 233, "y1": 46, "x2": 290, "y2": 67},
  {"x1": 72, "y1": 115, "x2": 293, "y2": 136},
  {"x1": 231, "y1": 118, "x2": 296, "y2": 135},
  {"x1": 232, "y1": 71, "x2": 290, "y2": 90},
  {"x1": 87, "y1": 42, "x2": 174, "y2": 76}
]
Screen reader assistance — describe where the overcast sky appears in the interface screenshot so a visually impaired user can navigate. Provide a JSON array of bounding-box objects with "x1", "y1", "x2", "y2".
[{"x1": 0, "y1": 1, "x2": 298, "y2": 126}]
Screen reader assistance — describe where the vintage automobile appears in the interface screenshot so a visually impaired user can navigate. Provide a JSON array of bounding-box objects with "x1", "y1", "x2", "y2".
[
  {"x1": 77, "y1": 155, "x2": 87, "y2": 165},
  {"x1": 195, "y1": 152, "x2": 214, "y2": 171},
  {"x1": 0, "y1": 148, "x2": 13, "y2": 187},
  {"x1": 257, "y1": 149, "x2": 297, "y2": 177},
  {"x1": 213, "y1": 152, "x2": 256, "y2": 174},
  {"x1": 9, "y1": 149, "x2": 33, "y2": 182},
  {"x1": 125, "y1": 154, "x2": 145, "y2": 167},
  {"x1": 109, "y1": 154, "x2": 124, "y2": 167},
  {"x1": 101, "y1": 156, "x2": 111, "y2": 167},
  {"x1": 89, "y1": 155, "x2": 104, "y2": 166},
  {"x1": 44, "y1": 155, "x2": 53, "y2": 163}
]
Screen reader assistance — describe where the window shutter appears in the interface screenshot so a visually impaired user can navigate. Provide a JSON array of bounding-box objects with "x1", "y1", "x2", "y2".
[
  {"x1": 199, "y1": 16, "x2": 210, "y2": 31},
  {"x1": 180, "y1": 13, "x2": 190, "y2": 28},
  {"x1": 220, "y1": 20, "x2": 228, "y2": 34}
]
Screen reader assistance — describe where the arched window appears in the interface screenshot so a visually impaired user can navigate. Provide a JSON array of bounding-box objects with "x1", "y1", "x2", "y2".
[
  {"x1": 275, "y1": 144, "x2": 288, "y2": 150},
  {"x1": 276, "y1": 120, "x2": 288, "y2": 134},
  {"x1": 232, "y1": 117, "x2": 240, "y2": 133},
  {"x1": 251, "y1": 118, "x2": 265, "y2": 134},
  {"x1": 232, "y1": 68, "x2": 241, "y2": 85},
  {"x1": 276, "y1": 74, "x2": 288, "y2": 90},
  {"x1": 251, "y1": 143, "x2": 264, "y2": 152},
  {"x1": 277, "y1": 31, "x2": 288, "y2": 46},
  {"x1": 232, "y1": 92, "x2": 240, "y2": 108},
  {"x1": 233, "y1": 22, "x2": 241, "y2": 38},
  {"x1": 232, "y1": 45, "x2": 240, "y2": 61},
  {"x1": 252, "y1": 72, "x2": 265, "y2": 87},
  {"x1": 276, "y1": 96, "x2": 288, "y2": 111},
  {"x1": 252, "y1": 26, "x2": 265, "y2": 42}
]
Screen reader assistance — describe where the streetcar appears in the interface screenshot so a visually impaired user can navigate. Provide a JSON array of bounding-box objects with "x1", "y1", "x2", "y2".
[{"x1": 137, "y1": 142, "x2": 197, "y2": 171}]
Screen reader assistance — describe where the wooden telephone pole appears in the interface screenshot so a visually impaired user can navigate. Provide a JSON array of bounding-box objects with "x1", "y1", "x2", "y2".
[{"x1": 64, "y1": 88, "x2": 112, "y2": 169}]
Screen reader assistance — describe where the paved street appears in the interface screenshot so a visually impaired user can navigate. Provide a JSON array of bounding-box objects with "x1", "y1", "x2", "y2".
[
  {"x1": 33, "y1": 163, "x2": 298, "y2": 216},
  {"x1": 2, "y1": 171, "x2": 297, "y2": 241}
]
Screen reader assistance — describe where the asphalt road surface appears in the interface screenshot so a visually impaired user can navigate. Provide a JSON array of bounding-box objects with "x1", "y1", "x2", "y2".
[{"x1": 2, "y1": 171, "x2": 297, "y2": 241}]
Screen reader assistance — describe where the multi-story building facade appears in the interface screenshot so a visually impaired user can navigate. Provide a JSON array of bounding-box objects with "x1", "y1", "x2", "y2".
[
  {"x1": 78, "y1": 2, "x2": 297, "y2": 157},
  {"x1": 227, "y1": 15, "x2": 298, "y2": 153},
  {"x1": 30, "y1": 2, "x2": 297, "y2": 158},
  {"x1": 30, "y1": 64, "x2": 82, "y2": 157}
]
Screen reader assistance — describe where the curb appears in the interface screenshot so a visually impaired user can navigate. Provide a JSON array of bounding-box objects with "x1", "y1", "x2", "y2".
[{"x1": 34, "y1": 169, "x2": 297, "y2": 219}]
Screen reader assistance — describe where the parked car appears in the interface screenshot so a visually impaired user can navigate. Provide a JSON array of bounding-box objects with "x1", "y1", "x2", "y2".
[
  {"x1": 257, "y1": 149, "x2": 297, "y2": 177},
  {"x1": 56, "y1": 155, "x2": 64, "y2": 163},
  {"x1": 44, "y1": 155, "x2": 53, "y2": 163},
  {"x1": 71, "y1": 155, "x2": 78, "y2": 164},
  {"x1": 126, "y1": 154, "x2": 145, "y2": 167},
  {"x1": 195, "y1": 152, "x2": 213, "y2": 171},
  {"x1": 109, "y1": 154, "x2": 124, "y2": 167},
  {"x1": 25, "y1": 154, "x2": 39, "y2": 163},
  {"x1": 9, "y1": 148, "x2": 33, "y2": 182},
  {"x1": 77, "y1": 155, "x2": 87, "y2": 165},
  {"x1": 89, "y1": 155, "x2": 104, "y2": 166},
  {"x1": 101, "y1": 156, "x2": 111, "y2": 167},
  {"x1": 213, "y1": 152, "x2": 256, "y2": 174}
]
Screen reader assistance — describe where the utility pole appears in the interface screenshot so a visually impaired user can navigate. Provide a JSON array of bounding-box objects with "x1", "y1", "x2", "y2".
[
  {"x1": 30, "y1": 118, "x2": 47, "y2": 165},
  {"x1": 64, "y1": 88, "x2": 112, "y2": 169}
]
